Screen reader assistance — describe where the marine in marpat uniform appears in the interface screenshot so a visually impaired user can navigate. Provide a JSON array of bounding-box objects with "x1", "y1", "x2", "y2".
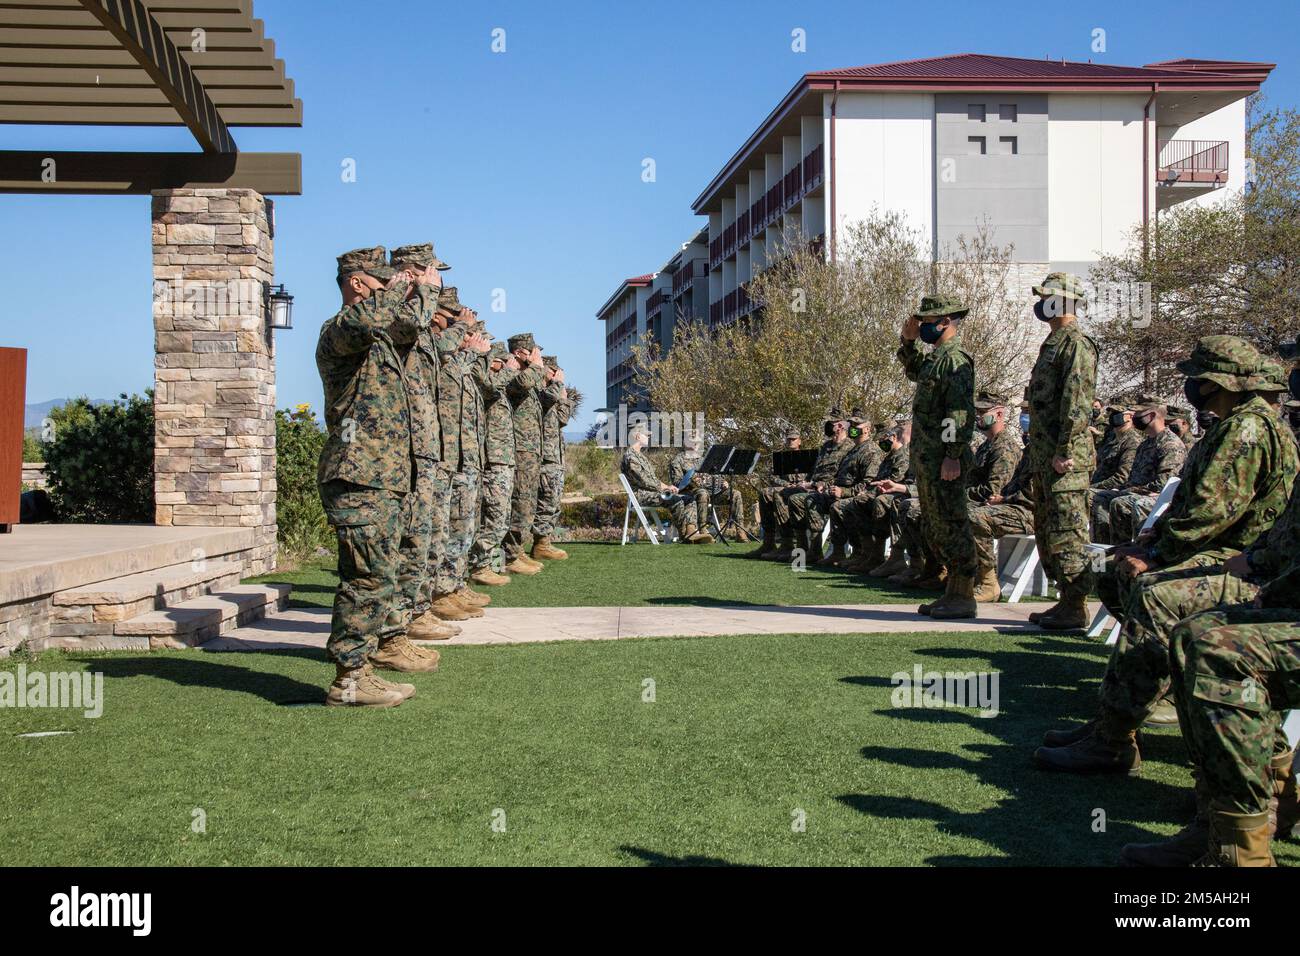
[
  {"x1": 752, "y1": 428, "x2": 805, "y2": 559},
  {"x1": 897, "y1": 294, "x2": 978, "y2": 620},
  {"x1": 532, "y1": 355, "x2": 575, "y2": 562},
  {"x1": 502, "y1": 332, "x2": 550, "y2": 574},
  {"x1": 962, "y1": 389, "x2": 1024, "y2": 602},
  {"x1": 316, "y1": 246, "x2": 441, "y2": 707},
  {"x1": 621, "y1": 426, "x2": 712, "y2": 543},
  {"x1": 468, "y1": 341, "x2": 521, "y2": 586},
  {"x1": 777, "y1": 409, "x2": 851, "y2": 562},
  {"x1": 1021, "y1": 273, "x2": 1098, "y2": 632}
]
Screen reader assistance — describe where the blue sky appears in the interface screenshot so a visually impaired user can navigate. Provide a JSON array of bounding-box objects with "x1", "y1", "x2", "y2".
[{"x1": 4, "y1": 0, "x2": 1297, "y2": 432}]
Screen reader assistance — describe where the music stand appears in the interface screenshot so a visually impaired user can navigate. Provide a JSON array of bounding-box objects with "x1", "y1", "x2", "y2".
[{"x1": 698, "y1": 445, "x2": 761, "y2": 545}]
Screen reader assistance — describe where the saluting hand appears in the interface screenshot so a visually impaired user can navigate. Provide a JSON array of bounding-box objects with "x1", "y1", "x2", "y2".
[{"x1": 902, "y1": 316, "x2": 920, "y2": 342}]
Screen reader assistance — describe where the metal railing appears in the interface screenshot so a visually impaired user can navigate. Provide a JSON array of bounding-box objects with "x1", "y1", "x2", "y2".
[{"x1": 1157, "y1": 139, "x2": 1228, "y2": 184}]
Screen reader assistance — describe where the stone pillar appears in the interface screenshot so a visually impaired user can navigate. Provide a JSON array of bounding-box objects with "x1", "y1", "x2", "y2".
[{"x1": 152, "y1": 188, "x2": 277, "y2": 575}]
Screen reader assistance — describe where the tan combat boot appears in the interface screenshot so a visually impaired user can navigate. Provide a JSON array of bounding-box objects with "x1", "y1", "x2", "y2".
[
  {"x1": 518, "y1": 550, "x2": 545, "y2": 570},
  {"x1": 928, "y1": 573, "x2": 978, "y2": 620},
  {"x1": 429, "y1": 593, "x2": 473, "y2": 620},
  {"x1": 749, "y1": 529, "x2": 776, "y2": 559},
  {"x1": 1033, "y1": 725, "x2": 1141, "y2": 775},
  {"x1": 1144, "y1": 695, "x2": 1179, "y2": 726},
  {"x1": 408, "y1": 610, "x2": 459, "y2": 641},
  {"x1": 972, "y1": 564, "x2": 1001, "y2": 603},
  {"x1": 371, "y1": 635, "x2": 441, "y2": 673},
  {"x1": 531, "y1": 537, "x2": 568, "y2": 560},
  {"x1": 364, "y1": 664, "x2": 415, "y2": 701},
  {"x1": 1194, "y1": 810, "x2": 1276, "y2": 867},
  {"x1": 456, "y1": 586, "x2": 491, "y2": 608},
  {"x1": 1271, "y1": 750, "x2": 1298, "y2": 839},
  {"x1": 870, "y1": 548, "x2": 910, "y2": 578},
  {"x1": 1121, "y1": 775, "x2": 1211, "y2": 866},
  {"x1": 1036, "y1": 589, "x2": 1090, "y2": 631},
  {"x1": 687, "y1": 529, "x2": 714, "y2": 544},
  {"x1": 766, "y1": 534, "x2": 794, "y2": 561},
  {"x1": 325, "y1": 664, "x2": 405, "y2": 708},
  {"x1": 470, "y1": 567, "x2": 512, "y2": 586},
  {"x1": 505, "y1": 556, "x2": 541, "y2": 575},
  {"x1": 448, "y1": 591, "x2": 485, "y2": 618}
]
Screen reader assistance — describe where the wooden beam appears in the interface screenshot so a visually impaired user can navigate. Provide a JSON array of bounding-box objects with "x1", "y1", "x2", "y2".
[
  {"x1": 0, "y1": 77, "x2": 294, "y2": 107},
  {"x1": 0, "y1": 63, "x2": 291, "y2": 90},
  {"x1": 75, "y1": 0, "x2": 237, "y2": 152},
  {"x1": 0, "y1": 100, "x2": 299, "y2": 125},
  {"x1": 0, "y1": 149, "x2": 300, "y2": 194}
]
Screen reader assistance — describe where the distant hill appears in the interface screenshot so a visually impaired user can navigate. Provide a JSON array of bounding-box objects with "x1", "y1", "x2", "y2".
[{"x1": 24, "y1": 398, "x2": 113, "y2": 429}]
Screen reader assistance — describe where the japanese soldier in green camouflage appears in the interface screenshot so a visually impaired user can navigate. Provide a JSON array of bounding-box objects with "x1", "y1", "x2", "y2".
[
  {"x1": 1021, "y1": 273, "x2": 1099, "y2": 631},
  {"x1": 897, "y1": 294, "x2": 979, "y2": 619},
  {"x1": 1035, "y1": 336, "x2": 1296, "y2": 781},
  {"x1": 316, "y1": 246, "x2": 441, "y2": 707}
]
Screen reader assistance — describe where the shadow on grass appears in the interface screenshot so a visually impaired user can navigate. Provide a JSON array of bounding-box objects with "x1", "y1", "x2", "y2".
[
  {"x1": 618, "y1": 845, "x2": 747, "y2": 867},
  {"x1": 837, "y1": 636, "x2": 1195, "y2": 865},
  {"x1": 76, "y1": 649, "x2": 326, "y2": 705}
]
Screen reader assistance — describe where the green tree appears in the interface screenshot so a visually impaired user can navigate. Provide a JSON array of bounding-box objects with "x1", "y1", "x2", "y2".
[
  {"x1": 43, "y1": 393, "x2": 154, "y2": 523},
  {"x1": 276, "y1": 404, "x2": 330, "y2": 558}
]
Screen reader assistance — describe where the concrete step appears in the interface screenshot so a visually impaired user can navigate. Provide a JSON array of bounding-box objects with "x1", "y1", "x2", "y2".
[
  {"x1": 51, "y1": 559, "x2": 245, "y2": 625},
  {"x1": 113, "y1": 583, "x2": 292, "y2": 647}
]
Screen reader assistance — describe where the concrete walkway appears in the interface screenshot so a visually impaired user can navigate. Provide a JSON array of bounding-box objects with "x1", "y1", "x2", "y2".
[{"x1": 203, "y1": 600, "x2": 1091, "y2": 652}]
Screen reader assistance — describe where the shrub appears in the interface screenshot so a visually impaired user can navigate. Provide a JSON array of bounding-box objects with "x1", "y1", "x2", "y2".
[
  {"x1": 276, "y1": 404, "x2": 331, "y2": 559},
  {"x1": 43, "y1": 393, "x2": 154, "y2": 523},
  {"x1": 22, "y1": 428, "x2": 44, "y2": 463}
]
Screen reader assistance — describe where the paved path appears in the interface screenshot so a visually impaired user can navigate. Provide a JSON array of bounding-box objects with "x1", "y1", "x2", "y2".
[{"x1": 204, "y1": 601, "x2": 1096, "y2": 652}]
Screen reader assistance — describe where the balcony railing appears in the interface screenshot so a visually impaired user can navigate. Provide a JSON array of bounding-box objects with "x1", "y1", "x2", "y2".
[
  {"x1": 1158, "y1": 139, "x2": 1228, "y2": 184},
  {"x1": 708, "y1": 235, "x2": 723, "y2": 270},
  {"x1": 645, "y1": 289, "x2": 665, "y2": 318},
  {"x1": 672, "y1": 258, "x2": 707, "y2": 295},
  {"x1": 803, "y1": 142, "x2": 824, "y2": 192},
  {"x1": 709, "y1": 300, "x2": 723, "y2": 325}
]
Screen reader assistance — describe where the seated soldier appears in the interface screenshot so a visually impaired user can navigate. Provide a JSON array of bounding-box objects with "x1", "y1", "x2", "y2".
[
  {"x1": 620, "y1": 425, "x2": 713, "y2": 543},
  {"x1": 751, "y1": 428, "x2": 804, "y2": 558},
  {"x1": 1167, "y1": 404, "x2": 1197, "y2": 450},
  {"x1": 808, "y1": 409, "x2": 882, "y2": 566},
  {"x1": 962, "y1": 391, "x2": 1026, "y2": 602},
  {"x1": 1091, "y1": 402, "x2": 1186, "y2": 544},
  {"x1": 773, "y1": 409, "x2": 851, "y2": 561},
  {"x1": 668, "y1": 432, "x2": 712, "y2": 537},
  {"x1": 673, "y1": 432, "x2": 750, "y2": 543},
  {"x1": 835, "y1": 423, "x2": 912, "y2": 573},
  {"x1": 1087, "y1": 404, "x2": 1140, "y2": 512},
  {"x1": 1034, "y1": 336, "x2": 1296, "y2": 778}
]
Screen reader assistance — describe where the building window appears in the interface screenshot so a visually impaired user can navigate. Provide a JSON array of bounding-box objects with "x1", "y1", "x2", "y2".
[
  {"x1": 999, "y1": 103, "x2": 1018, "y2": 122},
  {"x1": 998, "y1": 136, "x2": 1018, "y2": 155},
  {"x1": 968, "y1": 136, "x2": 986, "y2": 155},
  {"x1": 967, "y1": 103, "x2": 986, "y2": 122}
]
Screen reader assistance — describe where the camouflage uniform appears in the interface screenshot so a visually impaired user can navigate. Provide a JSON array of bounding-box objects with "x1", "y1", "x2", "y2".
[
  {"x1": 1091, "y1": 423, "x2": 1141, "y2": 491},
  {"x1": 1094, "y1": 340, "x2": 1297, "y2": 737},
  {"x1": 757, "y1": 438, "x2": 805, "y2": 547},
  {"x1": 897, "y1": 297, "x2": 978, "y2": 581},
  {"x1": 817, "y1": 430, "x2": 884, "y2": 551},
  {"x1": 667, "y1": 447, "x2": 714, "y2": 530},
  {"x1": 836, "y1": 437, "x2": 912, "y2": 548},
  {"x1": 969, "y1": 451, "x2": 1034, "y2": 573},
  {"x1": 962, "y1": 409, "x2": 1026, "y2": 574},
  {"x1": 316, "y1": 248, "x2": 437, "y2": 669},
  {"x1": 622, "y1": 445, "x2": 693, "y2": 531},
  {"x1": 1092, "y1": 424, "x2": 1186, "y2": 544},
  {"x1": 1023, "y1": 275, "x2": 1098, "y2": 610},
  {"x1": 533, "y1": 372, "x2": 574, "y2": 539},
  {"x1": 469, "y1": 343, "x2": 520, "y2": 573},
  {"x1": 502, "y1": 333, "x2": 547, "y2": 561},
  {"x1": 780, "y1": 432, "x2": 850, "y2": 541}
]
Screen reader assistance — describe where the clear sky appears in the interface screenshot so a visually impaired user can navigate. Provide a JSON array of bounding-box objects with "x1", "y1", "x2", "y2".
[{"x1": 4, "y1": 0, "x2": 1297, "y2": 433}]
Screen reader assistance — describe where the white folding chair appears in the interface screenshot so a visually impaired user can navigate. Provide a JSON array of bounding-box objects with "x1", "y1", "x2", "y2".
[
  {"x1": 619, "y1": 473, "x2": 673, "y2": 545},
  {"x1": 997, "y1": 535, "x2": 1052, "y2": 603},
  {"x1": 1284, "y1": 711, "x2": 1300, "y2": 751},
  {"x1": 1086, "y1": 477, "x2": 1182, "y2": 643}
]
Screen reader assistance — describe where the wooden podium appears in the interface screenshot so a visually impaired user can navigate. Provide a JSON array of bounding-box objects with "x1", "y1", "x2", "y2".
[{"x1": 0, "y1": 347, "x2": 25, "y2": 532}]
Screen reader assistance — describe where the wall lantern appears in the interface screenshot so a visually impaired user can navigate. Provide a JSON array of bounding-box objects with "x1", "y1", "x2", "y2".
[{"x1": 265, "y1": 282, "x2": 294, "y2": 330}]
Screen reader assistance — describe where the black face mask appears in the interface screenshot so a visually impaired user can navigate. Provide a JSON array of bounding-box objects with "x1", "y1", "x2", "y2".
[
  {"x1": 1184, "y1": 378, "x2": 1217, "y2": 411},
  {"x1": 1289, "y1": 368, "x2": 1300, "y2": 400},
  {"x1": 1196, "y1": 410, "x2": 1220, "y2": 432},
  {"x1": 1133, "y1": 413, "x2": 1155, "y2": 431},
  {"x1": 878, "y1": 439, "x2": 893, "y2": 453},
  {"x1": 1109, "y1": 412, "x2": 1128, "y2": 428},
  {"x1": 824, "y1": 421, "x2": 835, "y2": 438}
]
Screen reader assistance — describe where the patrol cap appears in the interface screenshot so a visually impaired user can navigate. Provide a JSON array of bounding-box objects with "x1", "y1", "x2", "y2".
[
  {"x1": 508, "y1": 332, "x2": 539, "y2": 353},
  {"x1": 974, "y1": 388, "x2": 1013, "y2": 410},
  {"x1": 1177, "y1": 335, "x2": 1287, "y2": 392},
  {"x1": 846, "y1": 407, "x2": 869, "y2": 426},
  {"x1": 336, "y1": 245, "x2": 394, "y2": 282},
  {"x1": 436, "y1": 286, "x2": 463, "y2": 314},
  {"x1": 784, "y1": 427, "x2": 801, "y2": 441},
  {"x1": 542, "y1": 355, "x2": 558, "y2": 369},
  {"x1": 487, "y1": 341, "x2": 508, "y2": 362},
  {"x1": 1165, "y1": 404, "x2": 1192, "y2": 423},
  {"x1": 389, "y1": 241, "x2": 451, "y2": 272},
  {"x1": 1032, "y1": 272, "x2": 1088, "y2": 303},
  {"x1": 913, "y1": 294, "x2": 968, "y2": 319},
  {"x1": 824, "y1": 405, "x2": 849, "y2": 423}
]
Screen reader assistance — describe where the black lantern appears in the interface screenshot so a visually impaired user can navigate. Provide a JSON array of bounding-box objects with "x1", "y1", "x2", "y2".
[{"x1": 264, "y1": 282, "x2": 294, "y2": 330}]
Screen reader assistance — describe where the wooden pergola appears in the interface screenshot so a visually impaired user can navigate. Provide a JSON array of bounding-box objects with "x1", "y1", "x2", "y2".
[{"x1": 0, "y1": 0, "x2": 301, "y2": 194}]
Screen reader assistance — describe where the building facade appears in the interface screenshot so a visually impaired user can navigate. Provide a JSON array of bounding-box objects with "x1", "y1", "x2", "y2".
[{"x1": 597, "y1": 53, "x2": 1270, "y2": 410}]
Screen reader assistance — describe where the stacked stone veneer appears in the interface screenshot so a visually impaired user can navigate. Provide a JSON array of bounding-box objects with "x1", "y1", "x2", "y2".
[{"x1": 151, "y1": 188, "x2": 277, "y2": 576}]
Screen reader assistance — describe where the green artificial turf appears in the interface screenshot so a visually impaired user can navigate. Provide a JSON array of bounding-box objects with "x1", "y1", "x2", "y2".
[
  {"x1": 254, "y1": 541, "x2": 985, "y2": 610},
  {"x1": 5, "y1": 630, "x2": 1293, "y2": 867}
]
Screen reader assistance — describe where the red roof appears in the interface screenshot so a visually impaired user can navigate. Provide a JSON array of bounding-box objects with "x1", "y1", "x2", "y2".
[
  {"x1": 596, "y1": 273, "x2": 657, "y2": 320},
  {"x1": 692, "y1": 52, "x2": 1271, "y2": 212},
  {"x1": 624, "y1": 274, "x2": 655, "y2": 286}
]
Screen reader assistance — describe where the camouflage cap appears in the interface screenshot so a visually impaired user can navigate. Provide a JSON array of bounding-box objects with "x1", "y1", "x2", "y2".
[
  {"x1": 974, "y1": 388, "x2": 1013, "y2": 410},
  {"x1": 508, "y1": 332, "x2": 539, "y2": 353},
  {"x1": 1165, "y1": 404, "x2": 1192, "y2": 422},
  {"x1": 913, "y1": 294, "x2": 968, "y2": 319},
  {"x1": 436, "y1": 286, "x2": 463, "y2": 313},
  {"x1": 336, "y1": 245, "x2": 394, "y2": 282},
  {"x1": 784, "y1": 427, "x2": 802, "y2": 441},
  {"x1": 487, "y1": 341, "x2": 508, "y2": 362},
  {"x1": 1177, "y1": 335, "x2": 1287, "y2": 392},
  {"x1": 542, "y1": 355, "x2": 558, "y2": 369},
  {"x1": 824, "y1": 405, "x2": 848, "y2": 423},
  {"x1": 846, "y1": 407, "x2": 869, "y2": 426},
  {"x1": 1032, "y1": 272, "x2": 1088, "y2": 303},
  {"x1": 389, "y1": 241, "x2": 451, "y2": 272}
]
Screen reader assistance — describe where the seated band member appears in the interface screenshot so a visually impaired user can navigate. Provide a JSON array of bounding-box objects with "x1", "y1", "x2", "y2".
[
  {"x1": 621, "y1": 426, "x2": 713, "y2": 543},
  {"x1": 670, "y1": 432, "x2": 748, "y2": 542}
]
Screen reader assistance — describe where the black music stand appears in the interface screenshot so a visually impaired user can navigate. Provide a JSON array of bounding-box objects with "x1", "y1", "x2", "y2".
[{"x1": 699, "y1": 445, "x2": 760, "y2": 545}]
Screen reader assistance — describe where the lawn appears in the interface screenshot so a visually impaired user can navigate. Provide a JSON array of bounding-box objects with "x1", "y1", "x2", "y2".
[
  {"x1": 255, "y1": 541, "x2": 962, "y2": 610},
  {"x1": 5, "y1": 628, "x2": 1293, "y2": 866}
]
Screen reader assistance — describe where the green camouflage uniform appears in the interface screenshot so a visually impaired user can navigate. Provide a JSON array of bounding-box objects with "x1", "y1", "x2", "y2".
[
  {"x1": 469, "y1": 345, "x2": 520, "y2": 573},
  {"x1": 667, "y1": 447, "x2": 714, "y2": 530},
  {"x1": 1024, "y1": 296, "x2": 1098, "y2": 603},
  {"x1": 1093, "y1": 426, "x2": 1186, "y2": 543},
  {"x1": 835, "y1": 438, "x2": 911, "y2": 546},
  {"x1": 533, "y1": 377, "x2": 574, "y2": 539},
  {"x1": 814, "y1": 435, "x2": 883, "y2": 549},
  {"x1": 316, "y1": 248, "x2": 437, "y2": 669},
  {"x1": 503, "y1": 333, "x2": 547, "y2": 560},
  {"x1": 897, "y1": 298, "x2": 978, "y2": 580},
  {"x1": 622, "y1": 445, "x2": 692, "y2": 531},
  {"x1": 1091, "y1": 426, "x2": 1141, "y2": 491},
  {"x1": 969, "y1": 449, "x2": 1034, "y2": 572},
  {"x1": 1095, "y1": 338, "x2": 1297, "y2": 737},
  {"x1": 758, "y1": 446, "x2": 806, "y2": 537},
  {"x1": 436, "y1": 314, "x2": 486, "y2": 595},
  {"x1": 782, "y1": 434, "x2": 851, "y2": 539},
  {"x1": 1169, "y1": 474, "x2": 1300, "y2": 817}
]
